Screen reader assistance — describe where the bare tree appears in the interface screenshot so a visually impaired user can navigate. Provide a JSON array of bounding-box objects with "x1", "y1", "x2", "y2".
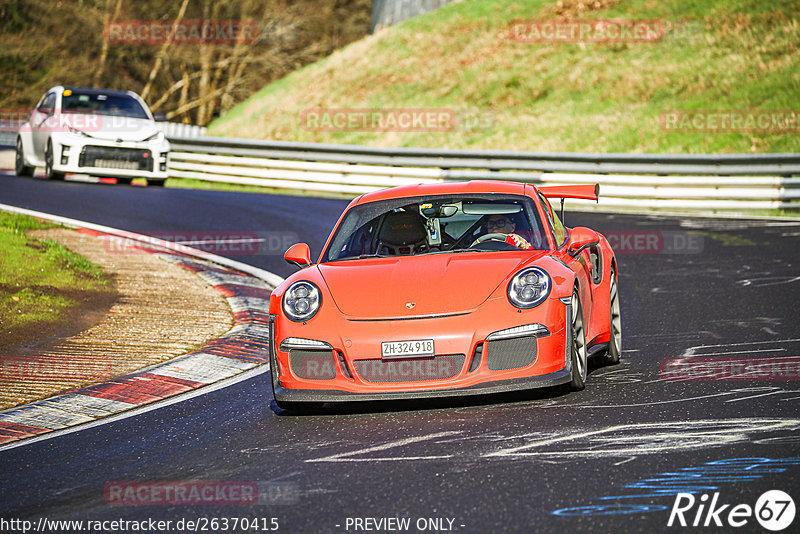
[
  {"x1": 93, "y1": 0, "x2": 124, "y2": 85},
  {"x1": 141, "y1": 0, "x2": 190, "y2": 101},
  {"x1": 0, "y1": 0, "x2": 371, "y2": 124}
]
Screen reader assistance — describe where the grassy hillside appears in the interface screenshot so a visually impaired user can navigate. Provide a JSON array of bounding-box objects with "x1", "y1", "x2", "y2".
[{"x1": 209, "y1": 0, "x2": 800, "y2": 153}]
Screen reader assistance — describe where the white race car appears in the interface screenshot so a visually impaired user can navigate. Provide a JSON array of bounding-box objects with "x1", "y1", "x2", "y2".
[{"x1": 15, "y1": 86, "x2": 170, "y2": 186}]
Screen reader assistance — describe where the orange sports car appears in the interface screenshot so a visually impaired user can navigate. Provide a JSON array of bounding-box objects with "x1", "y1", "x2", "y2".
[{"x1": 268, "y1": 181, "x2": 621, "y2": 410}]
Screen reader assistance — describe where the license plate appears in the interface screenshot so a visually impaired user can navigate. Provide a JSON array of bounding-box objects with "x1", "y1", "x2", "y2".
[
  {"x1": 381, "y1": 339, "x2": 434, "y2": 359},
  {"x1": 94, "y1": 159, "x2": 139, "y2": 170}
]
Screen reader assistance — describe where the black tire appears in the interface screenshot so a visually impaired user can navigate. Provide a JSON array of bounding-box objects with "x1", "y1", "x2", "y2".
[
  {"x1": 568, "y1": 288, "x2": 587, "y2": 391},
  {"x1": 147, "y1": 178, "x2": 166, "y2": 187},
  {"x1": 604, "y1": 269, "x2": 622, "y2": 365},
  {"x1": 15, "y1": 137, "x2": 34, "y2": 177},
  {"x1": 44, "y1": 139, "x2": 65, "y2": 180},
  {"x1": 116, "y1": 177, "x2": 133, "y2": 185}
]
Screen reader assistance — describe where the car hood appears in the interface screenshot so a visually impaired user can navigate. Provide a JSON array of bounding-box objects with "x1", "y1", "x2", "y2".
[
  {"x1": 60, "y1": 114, "x2": 160, "y2": 142},
  {"x1": 317, "y1": 252, "x2": 548, "y2": 319}
]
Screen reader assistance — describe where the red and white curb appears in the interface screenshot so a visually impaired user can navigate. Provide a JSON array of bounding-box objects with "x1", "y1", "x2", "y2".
[{"x1": 0, "y1": 204, "x2": 284, "y2": 450}]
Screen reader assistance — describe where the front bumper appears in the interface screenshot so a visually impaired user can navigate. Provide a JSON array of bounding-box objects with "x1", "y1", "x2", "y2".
[
  {"x1": 271, "y1": 369, "x2": 572, "y2": 403},
  {"x1": 269, "y1": 296, "x2": 573, "y2": 403},
  {"x1": 50, "y1": 134, "x2": 169, "y2": 178}
]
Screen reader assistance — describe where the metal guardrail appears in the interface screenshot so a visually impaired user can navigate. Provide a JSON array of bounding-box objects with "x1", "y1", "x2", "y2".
[
  {"x1": 371, "y1": 0, "x2": 457, "y2": 32},
  {"x1": 0, "y1": 132, "x2": 17, "y2": 147},
  {"x1": 167, "y1": 136, "x2": 800, "y2": 211},
  {"x1": 168, "y1": 136, "x2": 800, "y2": 175},
  {"x1": 158, "y1": 122, "x2": 207, "y2": 138}
]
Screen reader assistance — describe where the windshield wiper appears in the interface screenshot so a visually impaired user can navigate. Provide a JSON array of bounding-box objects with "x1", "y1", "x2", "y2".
[
  {"x1": 442, "y1": 248, "x2": 484, "y2": 254},
  {"x1": 404, "y1": 248, "x2": 483, "y2": 257}
]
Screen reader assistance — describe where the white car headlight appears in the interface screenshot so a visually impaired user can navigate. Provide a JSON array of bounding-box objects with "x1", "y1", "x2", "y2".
[
  {"x1": 508, "y1": 267, "x2": 551, "y2": 309},
  {"x1": 283, "y1": 281, "x2": 321, "y2": 322},
  {"x1": 67, "y1": 126, "x2": 90, "y2": 137},
  {"x1": 143, "y1": 131, "x2": 165, "y2": 142}
]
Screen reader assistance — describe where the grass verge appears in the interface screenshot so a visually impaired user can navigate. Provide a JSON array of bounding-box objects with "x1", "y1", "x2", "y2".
[{"x1": 0, "y1": 211, "x2": 114, "y2": 350}]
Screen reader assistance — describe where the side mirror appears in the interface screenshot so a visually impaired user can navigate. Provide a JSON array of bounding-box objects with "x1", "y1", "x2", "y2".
[
  {"x1": 153, "y1": 112, "x2": 168, "y2": 122},
  {"x1": 567, "y1": 227, "x2": 599, "y2": 257},
  {"x1": 284, "y1": 243, "x2": 311, "y2": 269}
]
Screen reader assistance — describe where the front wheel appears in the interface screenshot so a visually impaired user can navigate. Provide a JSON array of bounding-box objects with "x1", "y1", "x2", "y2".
[
  {"x1": 44, "y1": 139, "x2": 65, "y2": 180},
  {"x1": 604, "y1": 269, "x2": 622, "y2": 365},
  {"x1": 15, "y1": 137, "x2": 34, "y2": 177},
  {"x1": 568, "y1": 289, "x2": 587, "y2": 390}
]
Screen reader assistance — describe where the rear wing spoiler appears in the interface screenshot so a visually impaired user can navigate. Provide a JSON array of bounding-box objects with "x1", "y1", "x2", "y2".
[
  {"x1": 538, "y1": 184, "x2": 599, "y2": 202},
  {"x1": 537, "y1": 184, "x2": 599, "y2": 225}
]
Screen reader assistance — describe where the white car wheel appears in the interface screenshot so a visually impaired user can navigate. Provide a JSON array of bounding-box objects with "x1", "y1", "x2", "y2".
[
  {"x1": 44, "y1": 139, "x2": 65, "y2": 181},
  {"x1": 15, "y1": 137, "x2": 34, "y2": 177}
]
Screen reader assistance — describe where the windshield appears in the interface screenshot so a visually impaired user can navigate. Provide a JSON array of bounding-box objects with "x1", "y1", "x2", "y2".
[
  {"x1": 62, "y1": 92, "x2": 149, "y2": 119},
  {"x1": 323, "y1": 194, "x2": 548, "y2": 262}
]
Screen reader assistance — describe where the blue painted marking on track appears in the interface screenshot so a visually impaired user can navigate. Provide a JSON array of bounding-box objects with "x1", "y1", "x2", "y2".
[{"x1": 551, "y1": 457, "x2": 800, "y2": 516}]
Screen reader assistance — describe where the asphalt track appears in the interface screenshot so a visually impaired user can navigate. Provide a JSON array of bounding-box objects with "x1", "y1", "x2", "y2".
[{"x1": 2, "y1": 172, "x2": 800, "y2": 533}]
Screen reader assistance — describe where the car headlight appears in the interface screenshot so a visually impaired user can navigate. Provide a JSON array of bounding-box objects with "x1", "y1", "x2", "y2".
[
  {"x1": 143, "y1": 131, "x2": 165, "y2": 142},
  {"x1": 508, "y1": 267, "x2": 551, "y2": 309},
  {"x1": 67, "y1": 126, "x2": 89, "y2": 137},
  {"x1": 283, "y1": 281, "x2": 321, "y2": 322}
]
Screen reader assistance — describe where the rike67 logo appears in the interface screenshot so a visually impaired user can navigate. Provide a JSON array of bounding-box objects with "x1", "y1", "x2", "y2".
[{"x1": 668, "y1": 490, "x2": 795, "y2": 531}]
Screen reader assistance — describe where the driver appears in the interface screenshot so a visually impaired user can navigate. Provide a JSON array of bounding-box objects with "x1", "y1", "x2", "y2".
[{"x1": 484, "y1": 214, "x2": 533, "y2": 250}]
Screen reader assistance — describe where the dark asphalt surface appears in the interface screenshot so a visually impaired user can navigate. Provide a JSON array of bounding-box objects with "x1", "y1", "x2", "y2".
[{"x1": 2, "y1": 173, "x2": 800, "y2": 533}]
